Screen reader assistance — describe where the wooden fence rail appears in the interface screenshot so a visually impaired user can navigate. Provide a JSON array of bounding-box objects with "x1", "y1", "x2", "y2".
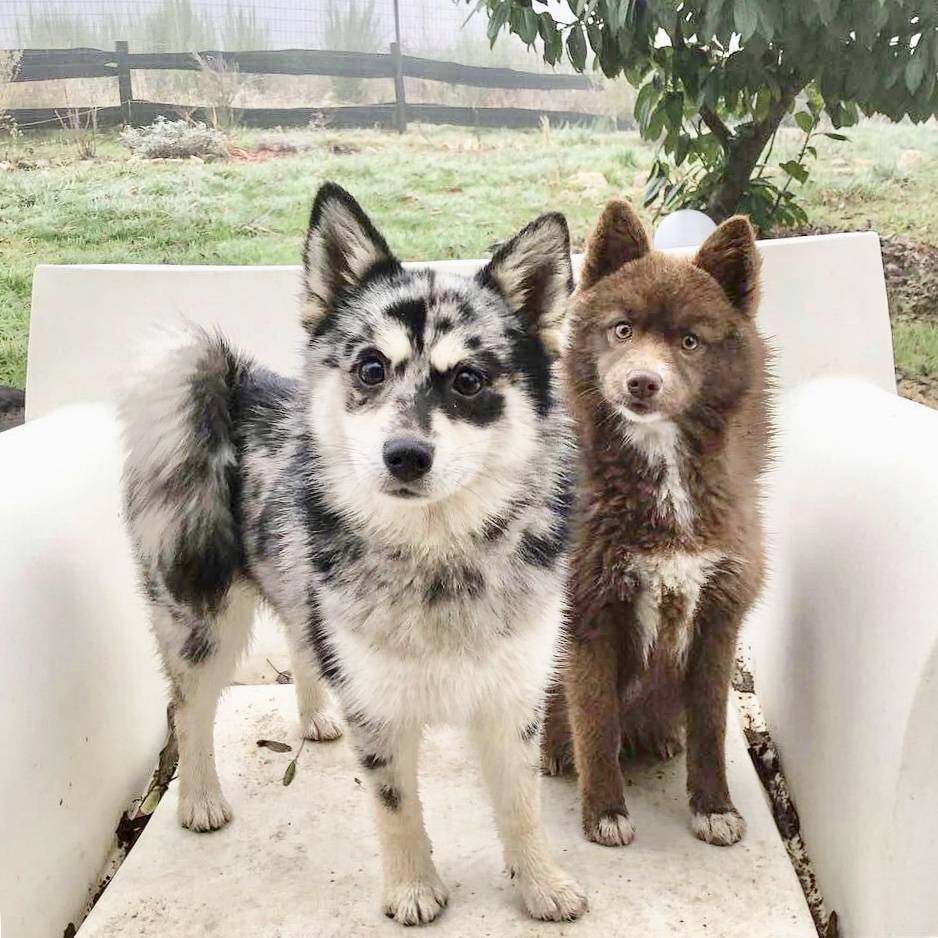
[
  {"x1": 14, "y1": 46, "x2": 593, "y2": 88},
  {"x1": 6, "y1": 43, "x2": 630, "y2": 133}
]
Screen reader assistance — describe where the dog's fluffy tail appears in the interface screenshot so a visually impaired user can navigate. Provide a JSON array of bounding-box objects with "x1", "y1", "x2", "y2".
[{"x1": 120, "y1": 326, "x2": 251, "y2": 615}]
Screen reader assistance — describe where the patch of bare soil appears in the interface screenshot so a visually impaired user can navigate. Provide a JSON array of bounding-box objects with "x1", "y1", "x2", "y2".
[
  {"x1": 0, "y1": 385, "x2": 25, "y2": 432},
  {"x1": 772, "y1": 224, "x2": 938, "y2": 409},
  {"x1": 226, "y1": 140, "x2": 305, "y2": 162},
  {"x1": 733, "y1": 658, "x2": 841, "y2": 938}
]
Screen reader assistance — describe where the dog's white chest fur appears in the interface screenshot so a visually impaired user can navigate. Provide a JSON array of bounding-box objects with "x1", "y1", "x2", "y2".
[
  {"x1": 323, "y1": 577, "x2": 564, "y2": 726},
  {"x1": 623, "y1": 418, "x2": 694, "y2": 532},
  {"x1": 631, "y1": 550, "x2": 723, "y2": 666}
]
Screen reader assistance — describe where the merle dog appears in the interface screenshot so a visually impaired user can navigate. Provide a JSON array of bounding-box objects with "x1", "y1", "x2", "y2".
[{"x1": 121, "y1": 183, "x2": 587, "y2": 925}]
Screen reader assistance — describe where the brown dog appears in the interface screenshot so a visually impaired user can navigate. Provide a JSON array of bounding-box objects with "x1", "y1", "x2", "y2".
[{"x1": 543, "y1": 200, "x2": 770, "y2": 849}]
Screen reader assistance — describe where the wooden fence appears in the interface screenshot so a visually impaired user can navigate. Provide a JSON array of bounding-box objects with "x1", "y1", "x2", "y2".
[{"x1": 8, "y1": 44, "x2": 630, "y2": 132}]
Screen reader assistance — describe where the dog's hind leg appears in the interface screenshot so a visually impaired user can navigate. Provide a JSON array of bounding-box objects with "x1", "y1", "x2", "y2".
[
  {"x1": 282, "y1": 627, "x2": 343, "y2": 742},
  {"x1": 159, "y1": 581, "x2": 256, "y2": 833},
  {"x1": 540, "y1": 681, "x2": 574, "y2": 776},
  {"x1": 469, "y1": 708, "x2": 588, "y2": 922},
  {"x1": 620, "y1": 653, "x2": 685, "y2": 762}
]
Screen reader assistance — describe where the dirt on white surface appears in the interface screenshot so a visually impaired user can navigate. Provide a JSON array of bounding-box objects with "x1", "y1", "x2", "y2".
[
  {"x1": 733, "y1": 658, "x2": 840, "y2": 938},
  {"x1": 78, "y1": 685, "x2": 814, "y2": 938}
]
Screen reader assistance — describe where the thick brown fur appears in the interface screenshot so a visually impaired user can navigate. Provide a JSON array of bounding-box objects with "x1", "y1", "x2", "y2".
[{"x1": 543, "y1": 200, "x2": 771, "y2": 849}]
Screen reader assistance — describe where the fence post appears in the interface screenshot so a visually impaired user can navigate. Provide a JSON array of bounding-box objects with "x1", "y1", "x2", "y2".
[
  {"x1": 390, "y1": 42, "x2": 407, "y2": 133},
  {"x1": 115, "y1": 41, "x2": 133, "y2": 126}
]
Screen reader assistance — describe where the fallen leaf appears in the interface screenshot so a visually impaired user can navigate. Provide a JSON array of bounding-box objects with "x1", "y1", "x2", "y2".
[
  {"x1": 257, "y1": 739, "x2": 292, "y2": 753},
  {"x1": 283, "y1": 759, "x2": 297, "y2": 786},
  {"x1": 139, "y1": 787, "x2": 163, "y2": 815}
]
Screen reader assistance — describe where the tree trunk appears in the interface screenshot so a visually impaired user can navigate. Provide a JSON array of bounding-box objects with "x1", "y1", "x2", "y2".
[{"x1": 706, "y1": 91, "x2": 801, "y2": 221}]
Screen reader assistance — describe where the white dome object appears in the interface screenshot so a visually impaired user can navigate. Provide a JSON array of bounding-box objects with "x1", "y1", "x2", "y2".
[{"x1": 654, "y1": 209, "x2": 717, "y2": 250}]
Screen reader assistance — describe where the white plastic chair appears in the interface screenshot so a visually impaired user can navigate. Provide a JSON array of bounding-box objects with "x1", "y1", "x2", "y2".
[{"x1": 2, "y1": 233, "x2": 935, "y2": 937}]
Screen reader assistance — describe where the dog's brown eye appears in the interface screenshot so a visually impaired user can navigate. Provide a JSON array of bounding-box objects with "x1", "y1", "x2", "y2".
[
  {"x1": 613, "y1": 322, "x2": 632, "y2": 341},
  {"x1": 452, "y1": 367, "x2": 484, "y2": 397},
  {"x1": 358, "y1": 357, "x2": 386, "y2": 386},
  {"x1": 681, "y1": 333, "x2": 700, "y2": 351}
]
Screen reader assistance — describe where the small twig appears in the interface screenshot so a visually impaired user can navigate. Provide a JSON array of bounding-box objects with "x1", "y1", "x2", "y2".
[
  {"x1": 266, "y1": 657, "x2": 293, "y2": 684},
  {"x1": 770, "y1": 113, "x2": 816, "y2": 216}
]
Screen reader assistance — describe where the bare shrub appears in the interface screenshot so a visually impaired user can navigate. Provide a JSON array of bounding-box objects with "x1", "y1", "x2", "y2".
[
  {"x1": 0, "y1": 50, "x2": 23, "y2": 140},
  {"x1": 120, "y1": 116, "x2": 227, "y2": 160},
  {"x1": 191, "y1": 52, "x2": 245, "y2": 130},
  {"x1": 57, "y1": 107, "x2": 98, "y2": 159}
]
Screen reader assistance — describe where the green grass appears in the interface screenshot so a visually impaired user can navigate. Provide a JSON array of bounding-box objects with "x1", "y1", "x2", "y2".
[
  {"x1": 893, "y1": 321, "x2": 938, "y2": 379},
  {"x1": 2, "y1": 120, "x2": 938, "y2": 389}
]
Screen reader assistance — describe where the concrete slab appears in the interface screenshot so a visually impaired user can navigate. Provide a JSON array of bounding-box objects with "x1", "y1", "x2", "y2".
[{"x1": 79, "y1": 686, "x2": 814, "y2": 938}]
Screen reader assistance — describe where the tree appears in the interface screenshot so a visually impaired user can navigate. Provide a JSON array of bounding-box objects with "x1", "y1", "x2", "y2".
[{"x1": 477, "y1": 0, "x2": 938, "y2": 227}]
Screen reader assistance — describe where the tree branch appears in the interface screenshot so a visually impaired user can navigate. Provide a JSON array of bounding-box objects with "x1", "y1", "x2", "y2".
[{"x1": 699, "y1": 104, "x2": 731, "y2": 148}]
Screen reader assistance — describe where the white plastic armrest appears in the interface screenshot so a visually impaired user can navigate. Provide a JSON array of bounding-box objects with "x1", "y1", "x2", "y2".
[
  {"x1": 0, "y1": 405, "x2": 166, "y2": 938},
  {"x1": 747, "y1": 377, "x2": 938, "y2": 938}
]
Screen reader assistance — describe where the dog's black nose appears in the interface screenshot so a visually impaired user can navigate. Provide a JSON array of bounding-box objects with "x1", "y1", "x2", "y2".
[
  {"x1": 383, "y1": 437, "x2": 434, "y2": 483},
  {"x1": 627, "y1": 370, "x2": 662, "y2": 400}
]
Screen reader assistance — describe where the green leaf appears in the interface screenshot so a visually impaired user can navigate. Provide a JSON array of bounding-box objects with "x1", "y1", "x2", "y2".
[
  {"x1": 822, "y1": 132, "x2": 848, "y2": 141},
  {"x1": 734, "y1": 0, "x2": 760, "y2": 42},
  {"x1": 539, "y1": 14, "x2": 563, "y2": 65},
  {"x1": 757, "y1": 1, "x2": 776, "y2": 40},
  {"x1": 634, "y1": 81, "x2": 660, "y2": 129},
  {"x1": 663, "y1": 91, "x2": 684, "y2": 130},
  {"x1": 586, "y1": 21, "x2": 603, "y2": 56},
  {"x1": 140, "y1": 787, "x2": 163, "y2": 815},
  {"x1": 519, "y1": 8, "x2": 539, "y2": 45},
  {"x1": 282, "y1": 759, "x2": 297, "y2": 786},
  {"x1": 486, "y1": 1, "x2": 509, "y2": 47},
  {"x1": 643, "y1": 171, "x2": 668, "y2": 207},
  {"x1": 794, "y1": 111, "x2": 815, "y2": 134},
  {"x1": 779, "y1": 159, "x2": 809, "y2": 184},
  {"x1": 566, "y1": 22, "x2": 588, "y2": 71},
  {"x1": 905, "y1": 55, "x2": 926, "y2": 95},
  {"x1": 817, "y1": 0, "x2": 839, "y2": 27},
  {"x1": 537, "y1": 11, "x2": 553, "y2": 42},
  {"x1": 753, "y1": 88, "x2": 772, "y2": 122},
  {"x1": 614, "y1": 0, "x2": 631, "y2": 32},
  {"x1": 675, "y1": 134, "x2": 691, "y2": 167},
  {"x1": 598, "y1": 23, "x2": 620, "y2": 76}
]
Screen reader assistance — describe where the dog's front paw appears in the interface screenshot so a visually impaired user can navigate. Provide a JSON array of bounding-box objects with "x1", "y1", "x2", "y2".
[
  {"x1": 383, "y1": 875, "x2": 449, "y2": 926},
  {"x1": 585, "y1": 808, "x2": 635, "y2": 847},
  {"x1": 691, "y1": 809, "x2": 746, "y2": 846},
  {"x1": 178, "y1": 789, "x2": 232, "y2": 832},
  {"x1": 302, "y1": 710, "x2": 343, "y2": 742},
  {"x1": 519, "y1": 867, "x2": 588, "y2": 922}
]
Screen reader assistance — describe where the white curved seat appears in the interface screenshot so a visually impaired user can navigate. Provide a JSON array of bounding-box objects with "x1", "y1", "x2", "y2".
[
  {"x1": 0, "y1": 405, "x2": 166, "y2": 938},
  {"x1": 1, "y1": 230, "x2": 927, "y2": 936},
  {"x1": 748, "y1": 377, "x2": 938, "y2": 937}
]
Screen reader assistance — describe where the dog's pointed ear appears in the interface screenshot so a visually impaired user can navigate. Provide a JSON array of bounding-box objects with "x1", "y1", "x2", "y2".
[
  {"x1": 694, "y1": 216, "x2": 761, "y2": 317},
  {"x1": 302, "y1": 182, "x2": 400, "y2": 327},
  {"x1": 579, "y1": 199, "x2": 650, "y2": 290},
  {"x1": 476, "y1": 213, "x2": 573, "y2": 355}
]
